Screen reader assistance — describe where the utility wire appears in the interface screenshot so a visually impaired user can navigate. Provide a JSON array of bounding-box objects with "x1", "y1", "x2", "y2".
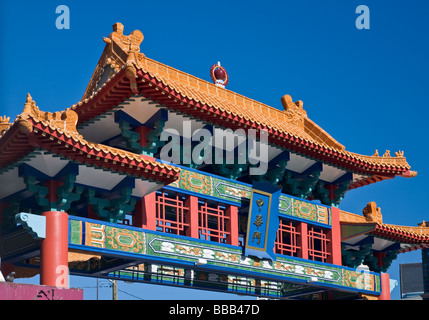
[
  {"x1": 78, "y1": 280, "x2": 145, "y2": 300},
  {"x1": 117, "y1": 287, "x2": 145, "y2": 300}
]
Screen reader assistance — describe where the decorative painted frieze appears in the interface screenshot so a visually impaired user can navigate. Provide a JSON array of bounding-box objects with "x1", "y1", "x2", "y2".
[
  {"x1": 69, "y1": 217, "x2": 380, "y2": 294},
  {"x1": 167, "y1": 166, "x2": 331, "y2": 226}
]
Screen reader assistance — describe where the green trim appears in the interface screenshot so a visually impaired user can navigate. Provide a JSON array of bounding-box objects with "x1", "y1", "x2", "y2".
[
  {"x1": 168, "y1": 166, "x2": 331, "y2": 226},
  {"x1": 70, "y1": 217, "x2": 381, "y2": 295}
]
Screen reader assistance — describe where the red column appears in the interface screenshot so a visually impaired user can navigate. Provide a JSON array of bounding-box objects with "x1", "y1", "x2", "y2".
[
  {"x1": 379, "y1": 273, "x2": 391, "y2": 300},
  {"x1": 136, "y1": 126, "x2": 152, "y2": 149},
  {"x1": 45, "y1": 180, "x2": 63, "y2": 203},
  {"x1": 298, "y1": 222, "x2": 308, "y2": 260},
  {"x1": 40, "y1": 211, "x2": 69, "y2": 288},
  {"x1": 226, "y1": 205, "x2": 239, "y2": 246},
  {"x1": 134, "y1": 192, "x2": 156, "y2": 230},
  {"x1": 185, "y1": 195, "x2": 199, "y2": 239},
  {"x1": 374, "y1": 251, "x2": 386, "y2": 269},
  {"x1": 327, "y1": 206, "x2": 342, "y2": 265}
]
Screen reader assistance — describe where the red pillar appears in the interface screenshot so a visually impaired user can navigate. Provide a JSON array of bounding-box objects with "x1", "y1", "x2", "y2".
[
  {"x1": 185, "y1": 195, "x2": 199, "y2": 239},
  {"x1": 45, "y1": 180, "x2": 63, "y2": 203},
  {"x1": 40, "y1": 211, "x2": 69, "y2": 288},
  {"x1": 226, "y1": 205, "x2": 239, "y2": 246},
  {"x1": 298, "y1": 222, "x2": 308, "y2": 260},
  {"x1": 374, "y1": 251, "x2": 386, "y2": 269},
  {"x1": 134, "y1": 192, "x2": 156, "y2": 230},
  {"x1": 379, "y1": 273, "x2": 391, "y2": 300},
  {"x1": 327, "y1": 206, "x2": 342, "y2": 265}
]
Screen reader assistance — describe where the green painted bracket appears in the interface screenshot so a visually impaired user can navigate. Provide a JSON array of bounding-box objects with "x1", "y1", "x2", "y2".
[
  {"x1": 55, "y1": 174, "x2": 84, "y2": 211},
  {"x1": 119, "y1": 121, "x2": 142, "y2": 153},
  {"x1": 213, "y1": 163, "x2": 248, "y2": 180},
  {"x1": 86, "y1": 185, "x2": 136, "y2": 223},
  {"x1": 24, "y1": 175, "x2": 49, "y2": 208},
  {"x1": 143, "y1": 119, "x2": 167, "y2": 154},
  {"x1": 342, "y1": 243, "x2": 373, "y2": 269}
]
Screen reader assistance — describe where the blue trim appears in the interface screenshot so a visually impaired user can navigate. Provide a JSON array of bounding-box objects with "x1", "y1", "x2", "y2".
[
  {"x1": 67, "y1": 215, "x2": 381, "y2": 295},
  {"x1": 301, "y1": 162, "x2": 323, "y2": 176},
  {"x1": 278, "y1": 212, "x2": 332, "y2": 229},
  {"x1": 69, "y1": 215, "x2": 379, "y2": 275},
  {"x1": 157, "y1": 159, "x2": 252, "y2": 189},
  {"x1": 267, "y1": 150, "x2": 290, "y2": 168},
  {"x1": 162, "y1": 185, "x2": 242, "y2": 207},
  {"x1": 69, "y1": 215, "x2": 242, "y2": 251},
  {"x1": 332, "y1": 172, "x2": 354, "y2": 184},
  {"x1": 114, "y1": 110, "x2": 144, "y2": 127},
  {"x1": 67, "y1": 242, "x2": 380, "y2": 295},
  {"x1": 18, "y1": 164, "x2": 52, "y2": 180},
  {"x1": 68, "y1": 214, "x2": 371, "y2": 273},
  {"x1": 279, "y1": 193, "x2": 330, "y2": 210}
]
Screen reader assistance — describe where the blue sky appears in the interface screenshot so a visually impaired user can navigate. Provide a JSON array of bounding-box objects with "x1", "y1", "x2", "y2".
[{"x1": 1, "y1": 0, "x2": 428, "y2": 300}]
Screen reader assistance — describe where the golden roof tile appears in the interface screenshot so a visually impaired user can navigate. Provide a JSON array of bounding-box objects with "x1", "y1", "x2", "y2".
[
  {"x1": 340, "y1": 202, "x2": 429, "y2": 243},
  {"x1": 74, "y1": 23, "x2": 414, "y2": 177},
  {"x1": 0, "y1": 94, "x2": 180, "y2": 182}
]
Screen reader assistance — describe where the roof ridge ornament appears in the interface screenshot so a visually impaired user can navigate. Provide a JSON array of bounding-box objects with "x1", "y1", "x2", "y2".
[
  {"x1": 22, "y1": 93, "x2": 40, "y2": 119},
  {"x1": 210, "y1": 62, "x2": 229, "y2": 88},
  {"x1": 362, "y1": 201, "x2": 383, "y2": 223},
  {"x1": 280, "y1": 94, "x2": 306, "y2": 129},
  {"x1": 103, "y1": 22, "x2": 144, "y2": 56},
  {"x1": 20, "y1": 93, "x2": 79, "y2": 134},
  {"x1": 0, "y1": 115, "x2": 11, "y2": 136}
]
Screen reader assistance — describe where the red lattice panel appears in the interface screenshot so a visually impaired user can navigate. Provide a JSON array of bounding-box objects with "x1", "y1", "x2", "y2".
[
  {"x1": 308, "y1": 226, "x2": 330, "y2": 262},
  {"x1": 155, "y1": 192, "x2": 189, "y2": 235},
  {"x1": 198, "y1": 202, "x2": 230, "y2": 243},
  {"x1": 274, "y1": 219, "x2": 300, "y2": 257}
]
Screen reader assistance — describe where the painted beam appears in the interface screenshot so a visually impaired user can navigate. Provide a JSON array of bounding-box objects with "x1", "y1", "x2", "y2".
[
  {"x1": 166, "y1": 164, "x2": 332, "y2": 227},
  {"x1": 68, "y1": 216, "x2": 381, "y2": 296}
]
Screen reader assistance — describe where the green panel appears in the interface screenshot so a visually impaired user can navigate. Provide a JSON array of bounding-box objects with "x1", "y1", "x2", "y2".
[
  {"x1": 69, "y1": 219, "x2": 82, "y2": 246},
  {"x1": 72, "y1": 218, "x2": 380, "y2": 294},
  {"x1": 84, "y1": 222, "x2": 146, "y2": 254},
  {"x1": 167, "y1": 167, "x2": 331, "y2": 226}
]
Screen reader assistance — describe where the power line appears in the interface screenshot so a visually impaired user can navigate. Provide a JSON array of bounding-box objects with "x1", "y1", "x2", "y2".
[
  {"x1": 79, "y1": 279, "x2": 145, "y2": 300},
  {"x1": 117, "y1": 287, "x2": 144, "y2": 300}
]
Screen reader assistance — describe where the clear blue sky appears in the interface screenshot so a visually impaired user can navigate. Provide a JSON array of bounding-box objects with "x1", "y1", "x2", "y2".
[{"x1": 1, "y1": 0, "x2": 428, "y2": 300}]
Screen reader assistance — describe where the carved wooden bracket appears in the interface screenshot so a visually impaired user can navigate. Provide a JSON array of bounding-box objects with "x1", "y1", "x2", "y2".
[{"x1": 15, "y1": 212, "x2": 46, "y2": 240}]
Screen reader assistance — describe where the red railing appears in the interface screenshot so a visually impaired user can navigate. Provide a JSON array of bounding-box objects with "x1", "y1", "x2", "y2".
[
  {"x1": 198, "y1": 201, "x2": 230, "y2": 244},
  {"x1": 274, "y1": 218, "x2": 300, "y2": 257},
  {"x1": 155, "y1": 191, "x2": 189, "y2": 236}
]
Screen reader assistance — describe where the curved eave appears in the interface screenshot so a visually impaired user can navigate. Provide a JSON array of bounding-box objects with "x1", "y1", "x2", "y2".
[
  {"x1": 0, "y1": 116, "x2": 180, "y2": 185},
  {"x1": 72, "y1": 68, "x2": 412, "y2": 181},
  {"x1": 371, "y1": 224, "x2": 429, "y2": 245},
  {"x1": 0, "y1": 118, "x2": 35, "y2": 170}
]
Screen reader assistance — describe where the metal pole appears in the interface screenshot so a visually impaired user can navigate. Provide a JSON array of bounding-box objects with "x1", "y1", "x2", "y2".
[
  {"x1": 112, "y1": 279, "x2": 118, "y2": 300},
  {"x1": 108, "y1": 279, "x2": 118, "y2": 300}
]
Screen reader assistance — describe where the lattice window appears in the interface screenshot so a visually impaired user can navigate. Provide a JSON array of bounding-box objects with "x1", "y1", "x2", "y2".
[
  {"x1": 198, "y1": 201, "x2": 229, "y2": 243},
  {"x1": 155, "y1": 191, "x2": 189, "y2": 235},
  {"x1": 274, "y1": 218, "x2": 300, "y2": 257},
  {"x1": 308, "y1": 226, "x2": 330, "y2": 262}
]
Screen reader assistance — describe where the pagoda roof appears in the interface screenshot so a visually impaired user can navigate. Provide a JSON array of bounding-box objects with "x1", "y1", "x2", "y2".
[
  {"x1": 72, "y1": 23, "x2": 416, "y2": 189},
  {"x1": 340, "y1": 202, "x2": 429, "y2": 253},
  {"x1": 0, "y1": 94, "x2": 179, "y2": 185}
]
